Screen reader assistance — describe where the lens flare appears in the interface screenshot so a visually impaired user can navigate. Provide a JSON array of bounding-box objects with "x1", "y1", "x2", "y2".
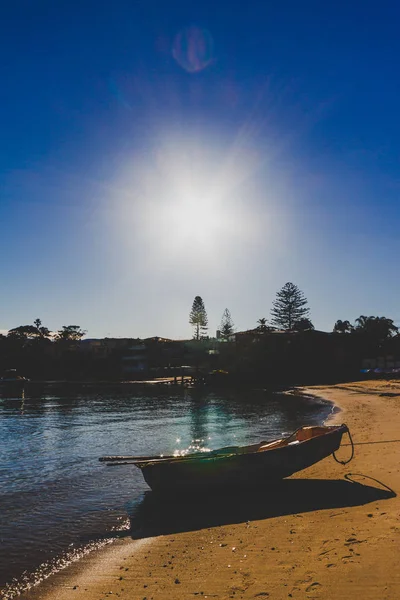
[{"x1": 172, "y1": 26, "x2": 214, "y2": 73}]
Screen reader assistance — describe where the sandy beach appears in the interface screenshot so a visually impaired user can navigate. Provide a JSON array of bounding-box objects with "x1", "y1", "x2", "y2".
[{"x1": 19, "y1": 380, "x2": 400, "y2": 600}]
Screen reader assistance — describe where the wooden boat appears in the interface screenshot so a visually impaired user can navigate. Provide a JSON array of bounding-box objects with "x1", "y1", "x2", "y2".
[{"x1": 100, "y1": 424, "x2": 351, "y2": 494}]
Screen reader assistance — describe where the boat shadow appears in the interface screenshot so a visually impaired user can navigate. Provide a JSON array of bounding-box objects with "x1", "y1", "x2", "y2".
[{"x1": 125, "y1": 474, "x2": 396, "y2": 539}]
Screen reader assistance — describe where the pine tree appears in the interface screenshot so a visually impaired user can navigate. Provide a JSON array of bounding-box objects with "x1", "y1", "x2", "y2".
[
  {"x1": 189, "y1": 296, "x2": 208, "y2": 340},
  {"x1": 270, "y1": 282, "x2": 310, "y2": 330},
  {"x1": 220, "y1": 308, "x2": 235, "y2": 339}
]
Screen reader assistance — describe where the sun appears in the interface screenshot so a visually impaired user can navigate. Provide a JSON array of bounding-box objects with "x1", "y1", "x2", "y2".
[
  {"x1": 158, "y1": 191, "x2": 228, "y2": 250},
  {"x1": 112, "y1": 131, "x2": 263, "y2": 269}
]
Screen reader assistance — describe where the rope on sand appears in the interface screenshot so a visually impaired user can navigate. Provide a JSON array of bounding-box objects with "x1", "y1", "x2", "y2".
[
  {"x1": 342, "y1": 439, "x2": 400, "y2": 446},
  {"x1": 333, "y1": 428, "x2": 355, "y2": 465},
  {"x1": 333, "y1": 434, "x2": 400, "y2": 465}
]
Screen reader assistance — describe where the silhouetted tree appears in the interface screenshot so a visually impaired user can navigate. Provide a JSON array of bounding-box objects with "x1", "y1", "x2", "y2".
[
  {"x1": 7, "y1": 325, "x2": 38, "y2": 342},
  {"x1": 256, "y1": 318, "x2": 273, "y2": 333},
  {"x1": 8, "y1": 319, "x2": 50, "y2": 343},
  {"x1": 354, "y1": 316, "x2": 398, "y2": 342},
  {"x1": 56, "y1": 325, "x2": 86, "y2": 343},
  {"x1": 5, "y1": 320, "x2": 52, "y2": 379},
  {"x1": 333, "y1": 319, "x2": 353, "y2": 334},
  {"x1": 257, "y1": 317, "x2": 267, "y2": 330},
  {"x1": 33, "y1": 318, "x2": 51, "y2": 339},
  {"x1": 270, "y1": 282, "x2": 310, "y2": 330},
  {"x1": 294, "y1": 318, "x2": 314, "y2": 331},
  {"x1": 189, "y1": 296, "x2": 208, "y2": 340},
  {"x1": 220, "y1": 308, "x2": 235, "y2": 339}
]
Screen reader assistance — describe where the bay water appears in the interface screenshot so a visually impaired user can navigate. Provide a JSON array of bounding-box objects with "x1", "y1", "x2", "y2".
[{"x1": 0, "y1": 384, "x2": 333, "y2": 597}]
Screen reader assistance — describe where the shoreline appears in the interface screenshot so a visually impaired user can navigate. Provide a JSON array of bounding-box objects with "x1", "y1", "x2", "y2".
[{"x1": 16, "y1": 381, "x2": 400, "y2": 599}]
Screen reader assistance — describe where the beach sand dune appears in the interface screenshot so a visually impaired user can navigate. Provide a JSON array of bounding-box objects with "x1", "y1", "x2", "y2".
[{"x1": 20, "y1": 380, "x2": 400, "y2": 600}]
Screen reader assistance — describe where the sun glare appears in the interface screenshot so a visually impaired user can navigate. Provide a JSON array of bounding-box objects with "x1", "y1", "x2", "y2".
[
  {"x1": 159, "y1": 191, "x2": 228, "y2": 249},
  {"x1": 112, "y1": 132, "x2": 266, "y2": 269}
]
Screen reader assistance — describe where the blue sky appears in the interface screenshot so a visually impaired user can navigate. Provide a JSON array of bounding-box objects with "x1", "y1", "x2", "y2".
[{"x1": 1, "y1": 1, "x2": 400, "y2": 338}]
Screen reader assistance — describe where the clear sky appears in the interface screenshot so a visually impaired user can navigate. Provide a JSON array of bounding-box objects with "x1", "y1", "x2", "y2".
[{"x1": 1, "y1": 1, "x2": 400, "y2": 339}]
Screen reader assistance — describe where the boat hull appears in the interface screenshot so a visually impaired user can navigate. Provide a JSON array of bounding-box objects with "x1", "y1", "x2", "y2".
[{"x1": 137, "y1": 425, "x2": 348, "y2": 494}]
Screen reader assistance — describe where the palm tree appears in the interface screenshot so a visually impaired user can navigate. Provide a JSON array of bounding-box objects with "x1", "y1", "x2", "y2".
[
  {"x1": 333, "y1": 319, "x2": 353, "y2": 334},
  {"x1": 355, "y1": 316, "x2": 398, "y2": 341},
  {"x1": 257, "y1": 318, "x2": 268, "y2": 333}
]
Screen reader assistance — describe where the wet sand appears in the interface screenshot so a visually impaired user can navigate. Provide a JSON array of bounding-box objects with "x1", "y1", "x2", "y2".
[{"x1": 19, "y1": 380, "x2": 400, "y2": 600}]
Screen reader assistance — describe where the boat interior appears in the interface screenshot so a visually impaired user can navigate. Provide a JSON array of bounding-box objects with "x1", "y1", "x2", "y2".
[
  {"x1": 255, "y1": 425, "x2": 341, "y2": 453},
  {"x1": 100, "y1": 425, "x2": 345, "y2": 466}
]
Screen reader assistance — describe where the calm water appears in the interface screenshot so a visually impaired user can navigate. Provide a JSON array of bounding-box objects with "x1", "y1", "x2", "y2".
[{"x1": 0, "y1": 384, "x2": 333, "y2": 597}]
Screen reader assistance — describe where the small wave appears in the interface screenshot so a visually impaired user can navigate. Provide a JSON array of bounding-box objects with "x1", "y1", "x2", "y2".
[{"x1": 0, "y1": 517, "x2": 131, "y2": 600}]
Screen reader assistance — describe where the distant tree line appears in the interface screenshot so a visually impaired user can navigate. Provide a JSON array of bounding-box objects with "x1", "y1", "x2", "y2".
[
  {"x1": 333, "y1": 315, "x2": 398, "y2": 337},
  {"x1": 189, "y1": 282, "x2": 314, "y2": 341},
  {"x1": 6, "y1": 320, "x2": 86, "y2": 344},
  {"x1": 187, "y1": 285, "x2": 400, "y2": 385},
  {"x1": 2, "y1": 290, "x2": 399, "y2": 384},
  {"x1": 189, "y1": 283, "x2": 399, "y2": 346},
  {"x1": 0, "y1": 320, "x2": 87, "y2": 380}
]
